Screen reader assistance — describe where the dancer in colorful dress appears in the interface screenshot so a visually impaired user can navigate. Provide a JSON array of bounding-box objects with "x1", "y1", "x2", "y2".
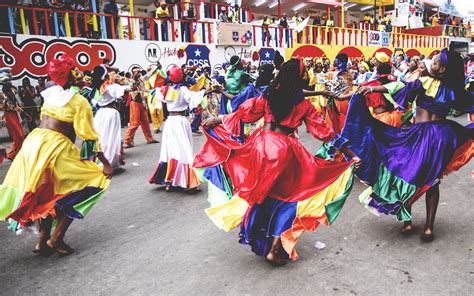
[
  {"x1": 0, "y1": 55, "x2": 112, "y2": 256},
  {"x1": 149, "y1": 66, "x2": 207, "y2": 192},
  {"x1": 337, "y1": 62, "x2": 403, "y2": 127},
  {"x1": 145, "y1": 63, "x2": 167, "y2": 134},
  {"x1": 0, "y1": 81, "x2": 25, "y2": 160},
  {"x1": 339, "y1": 48, "x2": 473, "y2": 242},
  {"x1": 194, "y1": 58, "x2": 361, "y2": 265},
  {"x1": 92, "y1": 65, "x2": 127, "y2": 172},
  {"x1": 220, "y1": 56, "x2": 254, "y2": 115},
  {"x1": 217, "y1": 63, "x2": 275, "y2": 113},
  {"x1": 123, "y1": 71, "x2": 158, "y2": 148},
  {"x1": 324, "y1": 53, "x2": 354, "y2": 134}
]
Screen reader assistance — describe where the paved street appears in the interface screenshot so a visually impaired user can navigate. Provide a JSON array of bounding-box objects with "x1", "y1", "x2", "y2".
[{"x1": 0, "y1": 121, "x2": 472, "y2": 296}]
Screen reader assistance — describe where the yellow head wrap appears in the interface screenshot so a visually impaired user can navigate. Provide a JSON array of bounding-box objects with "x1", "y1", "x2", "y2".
[{"x1": 375, "y1": 52, "x2": 390, "y2": 63}]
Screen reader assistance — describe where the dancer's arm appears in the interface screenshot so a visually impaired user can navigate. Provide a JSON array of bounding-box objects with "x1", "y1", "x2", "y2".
[
  {"x1": 214, "y1": 85, "x2": 234, "y2": 100},
  {"x1": 303, "y1": 89, "x2": 337, "y2": 98},
  {"x1": 358, "y1": 85, "x2": 388, "y2": 95},
  {"x1": 340, "y1": 146, "x2": 362, "y2": 170},
  {"x1": 96, "y1": 152, "x2": 113, "y2": 179},
  {"x1": 335, "y1": 92, "x2": 354, "y2": 101}
]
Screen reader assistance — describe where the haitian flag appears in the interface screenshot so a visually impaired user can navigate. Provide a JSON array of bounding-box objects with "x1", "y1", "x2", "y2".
[
  {"x1": 185, "y1": 44, "x2": 211, "y2": 68},
  {"x1": 259, "y1": 48, "x2": 275, "y2": 65}
]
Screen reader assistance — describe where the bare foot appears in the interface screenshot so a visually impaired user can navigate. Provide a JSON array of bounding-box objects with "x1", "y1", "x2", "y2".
[{"x1": 266, "y1": 252, "x2": 287, "y2": 266}]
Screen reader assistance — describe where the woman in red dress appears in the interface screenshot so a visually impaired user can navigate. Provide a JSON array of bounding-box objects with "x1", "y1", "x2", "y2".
[{"x1": 194, "y1": 58, "x2": 361, "y2": 265}]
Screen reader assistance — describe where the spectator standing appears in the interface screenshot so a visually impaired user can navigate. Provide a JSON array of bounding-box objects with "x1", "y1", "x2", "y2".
[
  {"x1": 377, "y1": 20, "x2": 386, "y2": 32},
  {"x1": 386, "y1": 19, "x2": 392, "y2": 32},
  {"x1": 18, "y1": 0, "x2": 36, "y2": 34},
  {"x1": 218, "y1": 6, "x2": 229, "y2": 22},
  {"x1": 229, "y1": 4, "x2": 240, "y2": 23},
  {"x1": 182, "y1": 4, "x2": 195, "y2": 42},
  {"x1": 293, "y1": 12, "x2": 303, "y2": 43},
  {"x1": 279, "y1": 13, "x2": 290, "y2": 48},
  {"x1": 262, "y1": 15, "x2": 271, "y2": 47},
  {"x1": 103, "y1": 0, "x2": 119, "y2": 39},
  {"x1": 156, "y1": 1, "x2": 171, "y2": 41},
  {"x1": 35, "y1": 76, "x2": 46, "y2": 107},
  {"x1": 18, "y1": 77, "x2": 38, "y2": 132}
]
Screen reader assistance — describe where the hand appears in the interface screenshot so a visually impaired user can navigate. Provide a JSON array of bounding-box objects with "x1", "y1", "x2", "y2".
[
  {"x1": 212, "y1": 85, "x2": 223, "y2": 93},
  {"x1": 324, "y1": 91, "x2": 337, "y2": 98},
  {"x1": 358, "y1": 86, "x2": 370, "y2": 95},
  {"x1": 352, "y1": 156, "x2": 362, "y2": 171},
  {"x1": 102, "y1": 164, "x2": 113, "y2": 179},
  {"x1": 202, "y1": 117, "x2": 220, "y2": 128}
]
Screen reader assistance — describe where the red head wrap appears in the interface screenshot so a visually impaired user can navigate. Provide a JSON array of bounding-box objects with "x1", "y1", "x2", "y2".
[
  {"x1": 47, "y1": 54, "x2": 76, "y2": 87},
  {"x1": 168, "y1": 65, "x2": 183, "y2": 83}
]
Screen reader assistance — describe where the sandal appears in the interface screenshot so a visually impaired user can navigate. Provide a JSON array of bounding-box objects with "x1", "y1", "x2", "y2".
[
  {"x1": 186, "y1": 187, "x2": 202, "y2": 195},
  {"x1": 401, "y1": 222, "x2": 414, "y2": 236},
  {"x1": 47, "y1": 239, "x2": 75, "y2": 256},
  {"x1": 420, "y1": 227, "x2": 434, "y2": 243}
]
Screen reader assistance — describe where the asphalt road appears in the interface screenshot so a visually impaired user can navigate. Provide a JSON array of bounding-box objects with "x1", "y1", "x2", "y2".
[{"x1": 0, "y1": 120, "x2": 472, "y2": 296}]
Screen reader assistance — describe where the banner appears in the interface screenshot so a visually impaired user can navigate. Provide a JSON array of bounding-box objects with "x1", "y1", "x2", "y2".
[
  {"x1": 216, "y1": 22, "x2": 253, "y2": 47},
  {"x1": 381, "y1": 32, "x2": 391, "y2": 47},
  {"x1": 368, "y1": 30, "x2": 391, "y2": 47},
  {"x1": 368, "y1": 30, "x2": 382, "y2": 47}
]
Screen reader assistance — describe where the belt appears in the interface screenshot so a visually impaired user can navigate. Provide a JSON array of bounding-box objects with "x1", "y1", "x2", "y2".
[{"x1": 169, "y1": 111, "x2": 186, "y2": 116}]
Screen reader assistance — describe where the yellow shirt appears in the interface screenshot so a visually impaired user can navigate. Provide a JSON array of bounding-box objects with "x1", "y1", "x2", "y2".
[
  {"x1": 432, "y1": 16, "x2": 439, "y2": 26},
  {"x1": 156, "y1": 7, "x2": 170, "y2": 18},
  {"x1": 41, "y1": 92, "x2": 101, "y2": 151}
]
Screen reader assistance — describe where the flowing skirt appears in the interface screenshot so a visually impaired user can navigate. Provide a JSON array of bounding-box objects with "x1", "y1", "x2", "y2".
[
  {"x1": 194, "y1": 126, "x2": 354, "y2": 260},
  {"x1": 93, "y1": 108, "x2": 122, "y2": 170},
  {"x1": 338, "y1": 94, "x2": 473, "y2": 221},
  {"x1": 149, "y1": 115, "x2": 200, "y2": 189},
  {"x1": 0, "y1": 128, "x2": 110, "y2": 233}
]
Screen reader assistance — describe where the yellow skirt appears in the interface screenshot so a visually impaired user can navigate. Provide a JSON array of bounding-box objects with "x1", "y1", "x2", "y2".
[{"x1": 0, "y1": 128, "x2": 110, "y2": 232}]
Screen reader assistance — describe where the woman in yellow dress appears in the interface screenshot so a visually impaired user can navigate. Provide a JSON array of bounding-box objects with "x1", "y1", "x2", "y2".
[{"x1": 0, "y1": 55, "x2": 112, "y2": 256}]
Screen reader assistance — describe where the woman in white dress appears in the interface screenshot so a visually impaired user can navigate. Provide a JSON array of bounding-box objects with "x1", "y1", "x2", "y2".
[{"x1": 148, "y1": 66, "x2": 208, "y2": 192}]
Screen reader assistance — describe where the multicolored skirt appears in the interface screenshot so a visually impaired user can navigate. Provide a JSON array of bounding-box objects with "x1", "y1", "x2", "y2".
[
  {"x1": 0, "y1": 128, "x2": 110, "y2": 232},
  {"x1": 193, "y1": 126, "x2": 354, "y2": 260},
  {"x1": 336, "y1": 94, "x2": 473, "y2": 221},
  {"x1": 149, "y1": 115, "x2": 200, "y2": 189}
]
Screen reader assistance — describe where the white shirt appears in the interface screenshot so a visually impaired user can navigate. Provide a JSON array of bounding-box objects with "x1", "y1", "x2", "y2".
[{"x1": 165, "y1": 86, "x2": 204, "y2": 112}]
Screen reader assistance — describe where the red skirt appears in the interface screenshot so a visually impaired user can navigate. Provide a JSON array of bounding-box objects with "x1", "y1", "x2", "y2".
[{"x1": 194, "y1": 126, "x2": 352, "y2": 205}]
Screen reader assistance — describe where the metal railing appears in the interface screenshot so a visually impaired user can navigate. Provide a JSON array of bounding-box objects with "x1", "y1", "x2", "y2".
[
  {"x1": 0, "y1": 4, "x2": 449, "y2": 49},
  {"x1": 286, "y1": 25, "x2": 449, "y2": 49}
]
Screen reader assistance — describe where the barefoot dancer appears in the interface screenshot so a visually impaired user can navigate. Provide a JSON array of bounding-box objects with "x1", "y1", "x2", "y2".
[
  {"x1": 148, "y1": 66, "x2": 208, "y2": 192},
  {"x1": 0, "y1": 55, "x2": 112, "y2": 256},
  {"x1": 340, "y1": 49, "x2": 473, "y2": 242},
  {"x1": 194, "y1": 58, "x2": 361, "y2": 265}
]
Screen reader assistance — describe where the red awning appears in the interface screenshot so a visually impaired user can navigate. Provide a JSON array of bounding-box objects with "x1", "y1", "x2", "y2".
[{"x1": 421, "y1": 0, "x2": 440, "y2": 7}]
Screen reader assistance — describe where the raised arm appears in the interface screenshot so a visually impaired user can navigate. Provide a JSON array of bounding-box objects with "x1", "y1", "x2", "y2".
[{"x1": 203, "y1": 95, "x2": 267, "y2": 135}]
